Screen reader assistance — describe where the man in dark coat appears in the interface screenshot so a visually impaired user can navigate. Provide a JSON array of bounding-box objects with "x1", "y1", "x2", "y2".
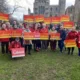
[{"x1": 58, "y1": 26, "x2": 66, "y2": 53}]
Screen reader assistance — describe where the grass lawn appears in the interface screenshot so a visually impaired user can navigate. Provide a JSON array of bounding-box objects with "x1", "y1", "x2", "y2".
[{"x1": 0, "y1": 48, "x2": 80, "y2": 80}]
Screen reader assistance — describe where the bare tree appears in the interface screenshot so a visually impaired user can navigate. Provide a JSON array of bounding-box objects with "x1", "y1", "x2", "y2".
[{"x1": 8, "y1": 0, "x2": 26, "y2": 15}]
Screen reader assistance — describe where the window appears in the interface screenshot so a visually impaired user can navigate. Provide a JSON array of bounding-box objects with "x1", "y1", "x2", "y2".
[{"x1": 39, "y1": 6, "x2": 45, "y2": 14}]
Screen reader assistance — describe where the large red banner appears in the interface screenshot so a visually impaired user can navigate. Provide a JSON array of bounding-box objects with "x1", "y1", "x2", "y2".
[
  {"x1": 0, "y1": 13, "x2": 9, "y2": 21},
  {"x1": 34, "y1": 15, "x2": 44, "y2": 22},
  {"x1": 40, "y1": 33, "x2": 49, "y2": 40},
  {"x1": 61, "y1": 15, "x2": 70, "y2": 22},
  {"x1": 63, "y1": 21, "x2": 74, "y2": 29},
  {"x1": 0, "y1": 30, "x2": 11, "y2": 38},
  {"x1": 11, "y1": 29, "x2": 22, "y2": 37},
  {"x1": 50, "y1": 33, "x2": 60, "y2": 40},
  {"x1": 24, "y1": 32, "x2": 34, "y2": 40},
  {"x1": 44, "y1": 17, "x2": 51, "y2": 24},
  {"x1": 51, "y1": 17, "x2": 61, "y2": 24},
  {"x1": 24, "y1": 15, "x2": 34, "y2": 22},
  {"x1": 64, "y1": 40, "x2": 76, "y2": 48}
]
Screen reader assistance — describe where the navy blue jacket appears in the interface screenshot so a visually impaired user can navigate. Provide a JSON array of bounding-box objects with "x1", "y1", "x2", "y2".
[{"x1": 59, "y1": 29, "x2": 66, "y2": 41}]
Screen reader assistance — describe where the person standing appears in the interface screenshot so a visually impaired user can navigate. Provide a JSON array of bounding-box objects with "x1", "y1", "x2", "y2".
[
  {"x1": 0, "y1": 23, "x2": 9, "y2": 54},
  {"x1": 49, "y1": 27, "x2": 57, "y2": 51},
  {"x1": 40, "y1": 23, "x2": 48, "y2": 50},
  {"x1": 23, "y1": 24, "x2": 32, "y2": 55},
  {"x1": 76, "y1": 30, "x2": 80, "y2": 56},
  {"x1": 66, "y1": 27, "x2": 77, "y2": 55},
  {"x1": 58, "y1": 26, "x2": 66, "y2": 53},
  {"x1": 33, "y1": 23, "x2": 41, "y2": 52}
]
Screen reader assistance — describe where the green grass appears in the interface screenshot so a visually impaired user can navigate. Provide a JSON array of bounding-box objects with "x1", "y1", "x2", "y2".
[{"x1": 0, "y1": 48, "x2": 80, "y2": 80}]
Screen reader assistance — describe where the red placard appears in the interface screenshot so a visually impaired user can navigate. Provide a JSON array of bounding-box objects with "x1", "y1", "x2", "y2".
[
  {"x1": 40, "y1": 33, "x2": 49, "y2": 40},
  {"x1": 24, "y1": 32, "x2": 34, "y2": 40},
  {"x1": 44, "y1": 17, "x2": 51, "y2": 24},
  {"x1": 50, "y1": 33, "x2": 60, "y2": 40},
  {"x1": 0, "y1": 30, "x2": 11, "y2": 38},
  {"x1": 63, "y1": 22, "x2": 74, "y2": 29},
  {"x1": 11, "y1": 48, "x2": 25, "y2": 58},
  {"x1": 63, "y1": 21, "x2": 74, "y2": 29},
  {"x1": 34, "y1": 15, "x2": 44, "y2": 22},
  {"x1": 0, "y1": 13, "x2": 9, "y2": 21},
  {"x1": 24, "y1": 15, "x2": 34, "y2": 22},
  {"x1": 34, "y1": 32, "x2": 40, "y2": 40},
  {"x1": 51, "y1": 17, "x2": 61, "y2": 24},
  {"x1": 11, "y1": 29, "x2": 22, "y2": 37},
  {"x1": 61, "y1": 15, "x2": 70, "y2": 22},
  {"x1": 64, "y1": 40, "x2": 76, "y2": 47}
]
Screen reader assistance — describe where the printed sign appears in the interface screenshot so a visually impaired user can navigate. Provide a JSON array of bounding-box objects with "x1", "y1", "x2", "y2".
[{"x1": 11, "y1": 48, "x2": 25, "y2": 58}]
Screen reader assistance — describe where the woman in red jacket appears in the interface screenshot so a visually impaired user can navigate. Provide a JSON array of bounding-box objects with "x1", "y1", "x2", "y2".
[
  {"x1": 40, "y1": 23, "x2": 48, "y2": 49},
  {"x1": 0, "y1": 23, "x2": 9, "y2": 54},
  {"x1": 33, "y1": 23, "x2": 41, "y2": 51},
  {"x1": 9, "y1": 38, "x2": 21, "y2": 51},
  {"x1": 66, "y1": 27, "x2": 77, "y2": 55},
  {"x1": 76, "y1": 30, "x2": 80, "y2": 56}
]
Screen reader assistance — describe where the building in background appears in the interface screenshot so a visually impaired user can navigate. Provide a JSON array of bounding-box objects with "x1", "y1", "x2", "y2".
[
  {"x1": 33, "y1": 0, "x2": 66, "y2": 17},
  {"x1": 74, "y1": 0, "x2": 80, "y2": 23},
  {"x1": 65, "y1": 5, "x2": 75, "y2": 21}
]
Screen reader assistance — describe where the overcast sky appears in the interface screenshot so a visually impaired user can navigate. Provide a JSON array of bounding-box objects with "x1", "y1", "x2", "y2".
[{"x1": 8, "y1": 0, "x2": 75, "y2": 19}]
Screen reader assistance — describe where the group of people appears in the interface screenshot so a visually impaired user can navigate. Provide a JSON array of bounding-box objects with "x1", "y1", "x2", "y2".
[{"x1": 0, "y1": 20, "x2": 80, "y2": 56}]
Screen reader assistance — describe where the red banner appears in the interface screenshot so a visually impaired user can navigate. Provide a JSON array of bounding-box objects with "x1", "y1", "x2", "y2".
[
  {"x1": 0, "y1": 13, "x2": 9, "y2": 21},
  {"x1": 34, "y1": 15, "x2": 44, "y2": 22},
  {"x1": 50, "y1": 33, "x2": 60, "y2": 40},
  {"x1": 24, "y1": 32, "x2": 34, "y2": 40},
  {"x1": 24, "y1": 15, "x2": 34, "y2": 22},
  {"x1": 40, "y1": 33, "x2": 48, "y2": 40},
  {"x1": 11, "y1": 48, "x2": 25, "y2": 58},
  {"x1": 34, "y1": 32, "x2": 40, "y2": 39},
  {"x1": 61, "y1": 15, "x2": 70, "y2": 22},
  {"x1": 11, "y1": 29, "x2": 22, "y2": 37},
  {"x1": 51, "y1": 17, "x2": 60, "y2": 24},
  {"x1": 64, "y1": 40, "x2": 76, "y2": 47},
  {"x1": 0, "y1": 30, "x2": 11, "y2": 38},
  {"x1": 63, "y1": 21, "x2": 74, "y2": 29},
  {"x1": 44, "y1": 17, "x2": 51, "y2": 24}
]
